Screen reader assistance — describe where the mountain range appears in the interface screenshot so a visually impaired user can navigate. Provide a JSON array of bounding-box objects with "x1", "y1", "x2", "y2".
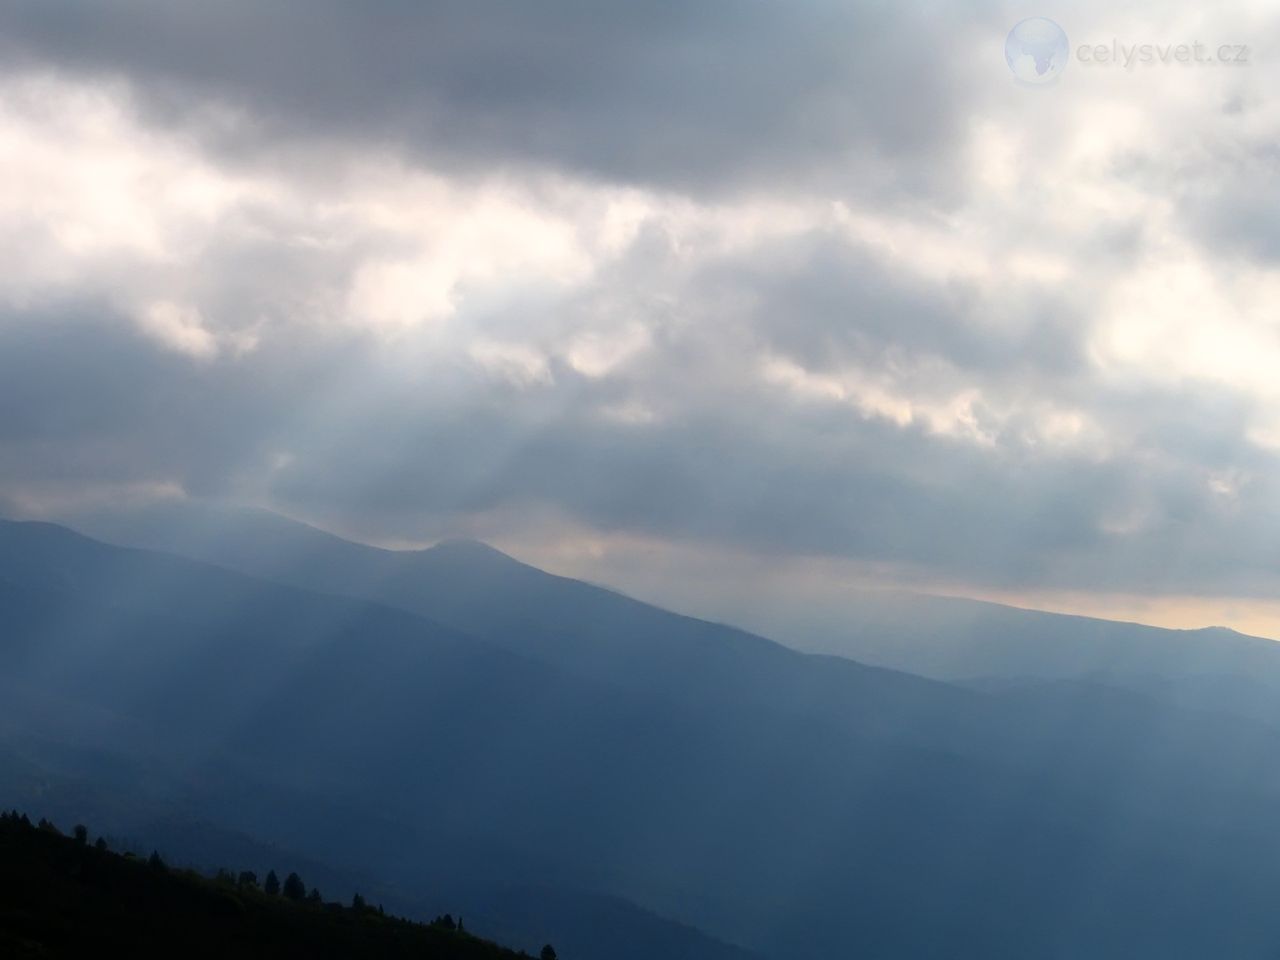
[{"x1": 5, "y1": 508, "x2": 1280, "y2": 958}]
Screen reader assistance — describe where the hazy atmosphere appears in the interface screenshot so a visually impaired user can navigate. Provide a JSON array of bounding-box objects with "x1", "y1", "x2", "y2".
[
  {"x1": 1, "y1": 1, "x2": 1277, "y2": 636},
  {"x1": 7, "y1": 5, "x2": 1280, "y2": 959}
]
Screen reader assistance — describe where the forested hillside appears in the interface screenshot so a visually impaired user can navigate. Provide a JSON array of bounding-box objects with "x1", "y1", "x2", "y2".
[{"x1": 0, "y1": 811, "x2": 552, "y2": 960}]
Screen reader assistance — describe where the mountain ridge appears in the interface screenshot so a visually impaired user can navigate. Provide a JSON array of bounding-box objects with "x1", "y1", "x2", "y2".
[
  {"x1": 62, "y1": 503, "x2": 1280, "y2": 735},
  {"x1": 11, "y1": 511, "x2": 1280, "y2": 956},
  {"x1": 61, "y1": 501, "x2": 1280, "y2": 657}
]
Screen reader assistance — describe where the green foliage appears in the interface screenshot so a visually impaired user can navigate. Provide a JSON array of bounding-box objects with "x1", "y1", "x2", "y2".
[{"x1": 0, "y1": 810, "x2": 533, "y2": 959}]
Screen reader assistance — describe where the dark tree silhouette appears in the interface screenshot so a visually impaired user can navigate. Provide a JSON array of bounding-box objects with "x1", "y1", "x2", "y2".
[
  {"x1": 0, "y1": 810, "x2": 535, "y2": 957},
  {"x1": 283, "y1": 871, "x2": 306, "y2": 901},
  {"x1": 94, "y1": 836, "x2": 108, "y2": 852},
  {"x1": 264, "y1": 870, "x2": 280, "y2": 895},
  {"x1": 540, "y1": 946, "x2": 558, "y2": 960},
  {"x1": 352, "y1": 892, "x2": 366, "y2": 911},
  {"x1": 73, "y1": 824, "x2": 88, "y2": 845}
]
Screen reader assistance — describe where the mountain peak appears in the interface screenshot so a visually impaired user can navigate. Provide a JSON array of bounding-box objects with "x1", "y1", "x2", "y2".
[{"x1": 423, "y1": 538, "x2": 520, "y2": 564}]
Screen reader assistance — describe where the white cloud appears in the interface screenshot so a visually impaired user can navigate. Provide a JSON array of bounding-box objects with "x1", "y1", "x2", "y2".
[
  {"x1": 138, "y1": 301, "x2": 219, "y2": 359},
  {"x1": 468, "y1": 339, "x2": 553, "y2": 388},
  {"x1": 3, "y1": 0, "x2": 1280, "y2": 621}
]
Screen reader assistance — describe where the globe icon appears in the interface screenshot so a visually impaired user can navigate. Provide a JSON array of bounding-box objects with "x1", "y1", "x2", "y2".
[{"x1": 1005, "y1": 17, "x2": 1069, "y2": 84}]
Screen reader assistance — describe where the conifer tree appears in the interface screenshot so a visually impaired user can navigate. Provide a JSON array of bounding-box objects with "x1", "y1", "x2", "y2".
[{"x1": 283, "y1": 871, "x2": 306, "y2": 901}]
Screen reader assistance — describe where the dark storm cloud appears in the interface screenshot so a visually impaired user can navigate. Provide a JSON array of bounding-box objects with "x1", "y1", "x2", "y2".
[
  {"x1": 261, "y1": 364, "x2": 1280, "y2": 595},
  {"x1": 0, "y1": 308, "x2": 293, "y2": 494},
  {"x1": 5, "y1": 261, "x2": 1279, "y2": 597},
  {"x1": 0, "y1": 0, "x2": 990, "y2": 198},
  {"x1": 693, "y1": 229, "x2": 1089, "y2": 380},
  {"x1": 3, "y1": 0, "x2": 1279, "y2": 602}
]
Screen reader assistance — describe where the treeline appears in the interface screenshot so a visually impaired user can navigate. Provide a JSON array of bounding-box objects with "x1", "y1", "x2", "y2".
[{"x1": 0, "y1": 810, "x2": 558, "y2": 959}]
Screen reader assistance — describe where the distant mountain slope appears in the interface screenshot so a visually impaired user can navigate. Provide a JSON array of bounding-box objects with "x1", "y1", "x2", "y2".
[
  {"x1": 9, "y1": 517, "x2": 1280, "y2": 957},
  {"x1": 78, "y1": 503, "x2": 1280, "y2": 729},
  {"x1": 0, "y1": 521, "x2": 766, "y2": 960},
  {"x1": 0, "y1": 810, "x2": 525, "y2": 960},
  {"x1": 61, "y1": 506, "x2": 986, "y2": 738},
  {"x1": 770, "y1": 589, "x2": 1280, "y2": 726},
  {"x1": 0, "y1": 747, "x2": 762, "y2": 960}
]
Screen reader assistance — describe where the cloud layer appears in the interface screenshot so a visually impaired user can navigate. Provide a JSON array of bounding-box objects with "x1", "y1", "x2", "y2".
[{"x1": 1, "y1": 1, "x2": 1279, "y2": 617}]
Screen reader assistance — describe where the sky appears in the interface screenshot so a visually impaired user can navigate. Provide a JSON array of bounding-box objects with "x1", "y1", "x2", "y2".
[{"x1": 1, "y1": 1, "x2": 1278, "y2": 638}]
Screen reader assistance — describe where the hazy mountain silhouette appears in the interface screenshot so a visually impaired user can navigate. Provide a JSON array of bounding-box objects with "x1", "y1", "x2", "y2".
[
  {"x1": 64, "y1": 505, "x2": 991, "y2": 738},
  {"x1": 0, "y1": 520, "x2": 762, "y2": 960},
  {"x1": 80, "y1": 502, "x2": 1280, "y2": 730},
  {"x1": 764, "y1": 589, "x2": 1280, "y2": 728},
  {"x1": 7, "y1": 516, "x2": 1280, "y2": 957}
]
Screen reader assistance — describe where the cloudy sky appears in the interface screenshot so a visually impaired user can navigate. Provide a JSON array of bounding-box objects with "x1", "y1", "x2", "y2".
[{"x1": 2, "y1": 1, "x2": 1279, "y2": 637}]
